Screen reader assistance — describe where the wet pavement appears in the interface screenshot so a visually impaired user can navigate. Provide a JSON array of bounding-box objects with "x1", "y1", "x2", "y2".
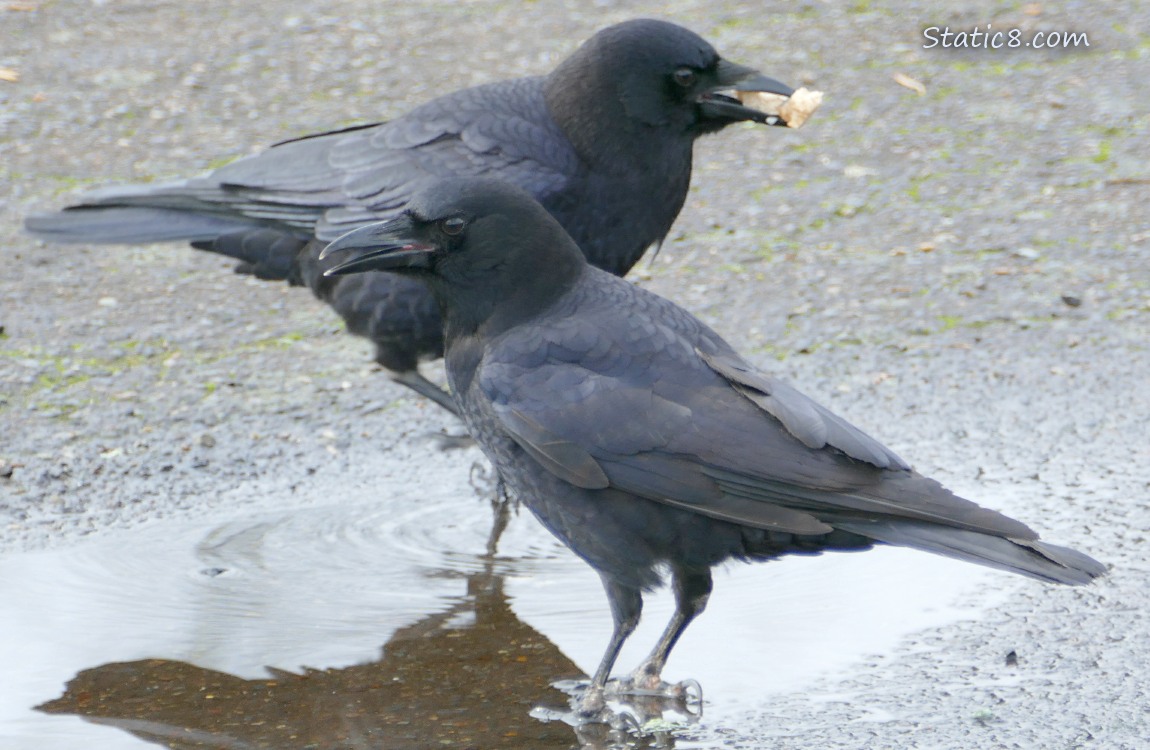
[{"x1": 3, "y1": 0, "x2": 1149, "y2": 748}]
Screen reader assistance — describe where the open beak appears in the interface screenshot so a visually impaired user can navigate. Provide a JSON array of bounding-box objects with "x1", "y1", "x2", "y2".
[
  {"x1": 319, "y1": 216, "x2": 436, "y2": 276},
  {"x1": 698, "y1": 59, "x2": 795, "y2": 127}
]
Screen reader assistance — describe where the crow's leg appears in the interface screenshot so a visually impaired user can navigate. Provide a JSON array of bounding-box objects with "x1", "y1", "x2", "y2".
[
  {"x1": 627, "y1": 566, "x2": 712, "y2": 693},
  {"x1": 466, "y1": 462, "x2": 514, "y2": 557},
  {"x1": 388, "y1": 367, "x2": 460, "y2": 416},
  {"x1": 580, "y1": 576, "x2": 643, "y2": 714},
  {"x1": 485, "y1": 474, "x2": 513, "y2": 558},
  {"x1": 368, "y1": 330, "x2": 460, "y2": 418},
  {"x1": 393, "y1": 367, "x2": 480, "y2": 451}
]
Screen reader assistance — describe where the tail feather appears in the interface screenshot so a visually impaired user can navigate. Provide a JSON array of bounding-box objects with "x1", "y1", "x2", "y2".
[
  {"x1": 835, "y1": 519, "x2": 1106, "y2": 585},
  {"x1": 25, "y1": 206, "x2": 262, "y2": 245}
]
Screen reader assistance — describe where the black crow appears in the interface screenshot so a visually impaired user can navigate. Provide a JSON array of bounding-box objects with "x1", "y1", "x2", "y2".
[
  {"x1": 25, "y1": 19, "x2": 796, "y2": 413},
  {"x1": 320, "y1": 177, "x2": 1106, "y2": 713}
]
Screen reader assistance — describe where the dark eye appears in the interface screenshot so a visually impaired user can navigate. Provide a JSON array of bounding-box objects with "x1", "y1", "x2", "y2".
[
  {"x1": 440, "y1": 217, "x2": 466, "y2": 236},
  {"x1": 673, "y1": 67, "x2": 697, "y2": 88}
]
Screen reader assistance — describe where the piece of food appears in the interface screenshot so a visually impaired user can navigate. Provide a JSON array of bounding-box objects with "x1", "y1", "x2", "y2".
[
  {"x1": 737, "y1": 86, "x2": 824, "y2": 128},
  {"x1": 893, "y1": 72, "x2": 926, "y2": 96},
  {"x1": 778, "y1": 87, "x2": 824, "y2": 128}
]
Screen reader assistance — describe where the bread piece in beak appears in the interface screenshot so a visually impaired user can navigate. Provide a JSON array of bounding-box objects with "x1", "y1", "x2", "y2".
[{"x1": 736, "y1": 86, "x2": 824, "y2": 129}]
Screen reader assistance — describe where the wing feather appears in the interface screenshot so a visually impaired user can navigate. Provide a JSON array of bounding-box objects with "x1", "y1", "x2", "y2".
[{"x1": 478, "y1": 276, "x2": 1038, "y2": 542}]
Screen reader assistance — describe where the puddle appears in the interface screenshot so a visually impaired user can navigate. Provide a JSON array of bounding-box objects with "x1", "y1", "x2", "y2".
[{"x1": 0, "y1": 485, "x2": 996, "y2": 749}]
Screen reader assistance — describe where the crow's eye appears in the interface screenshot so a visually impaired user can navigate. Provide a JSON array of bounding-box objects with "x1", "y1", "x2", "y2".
[
  {"x1": 440, "y1": 217, "x2": 466, "y2": 236},
  {"x1": 672, "y1": 67, "x2": 697, "y2": 88}
]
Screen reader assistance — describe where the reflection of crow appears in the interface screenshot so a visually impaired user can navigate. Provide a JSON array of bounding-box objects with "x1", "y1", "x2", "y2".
[{"x1": 37, "y1": 570, "x2": 582, "y2": 749}]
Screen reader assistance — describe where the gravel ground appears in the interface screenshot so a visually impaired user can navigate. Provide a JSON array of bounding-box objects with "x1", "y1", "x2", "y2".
[{"x1": 2, "y1": 1, "x2": 1148, "y2": 748}]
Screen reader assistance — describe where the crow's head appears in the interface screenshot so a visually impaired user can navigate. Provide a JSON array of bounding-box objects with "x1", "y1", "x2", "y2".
[
  {"x1": 546, "y1": 19, "x2": 795, "y2": 144},
  {"x1": 320, "y1": 179, "x2": 584, "y2": 333}
]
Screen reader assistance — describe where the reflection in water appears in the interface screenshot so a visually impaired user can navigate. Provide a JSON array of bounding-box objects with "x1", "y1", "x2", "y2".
[
  {"x1": 35, "y1": 509, "x2": 680, "y2": 750},
  {"x1": 38, "y1": 565, "x2": 585, "y2": 748}
]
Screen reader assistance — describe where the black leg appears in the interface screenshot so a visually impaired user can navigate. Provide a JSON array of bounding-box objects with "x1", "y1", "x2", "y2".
[
  {"x1": 389, "y1": 368, "x2": 460, "y2": 416},
  {"x1": 484, "y1": 476, "x2": 512, "y2": 559},
  {"x1": 467, "y1": 462, "x2": 514, "y2": 558},
  {"x1": 589, "y1": 576, "x2": 643, "y2": 692},
  {"x1": 630, "y1": 567, "x2": 712, "y2": 688}
]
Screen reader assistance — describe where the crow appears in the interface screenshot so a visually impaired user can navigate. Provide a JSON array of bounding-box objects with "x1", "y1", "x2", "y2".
[
  {"x1": 319, "y1": 177, "x2": 1106, "y2": 715},
  {"x1": 25, "y1": 19, "x2": 796, "y2": 414}
]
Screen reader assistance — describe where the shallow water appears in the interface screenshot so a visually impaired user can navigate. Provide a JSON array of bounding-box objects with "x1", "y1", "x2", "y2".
[{"x1": 0, "y1": 484, "x2": 994, "y2": 749}]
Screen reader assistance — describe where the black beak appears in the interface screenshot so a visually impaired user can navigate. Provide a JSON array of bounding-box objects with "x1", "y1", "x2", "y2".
[
  {"x1": 319, "y1": 216, "x2": 436, "y2": 276},
  {"x1": 698, "y1": 59, "x2": 795, "y2": 127}
]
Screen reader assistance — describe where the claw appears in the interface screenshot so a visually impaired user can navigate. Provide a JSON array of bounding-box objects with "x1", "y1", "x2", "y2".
[
  {"x1": 674, "y1": 678, "x2": 704, "y2": 717},
  {"x1": 530, "y1": 682, "x2": 616, "y2": 728},
  {"x1": 577, "y1": 684, "x2": 608, "y2": 719},
  {"x1": 533, "y1": 675, "x2": 702, "y2": 740}
]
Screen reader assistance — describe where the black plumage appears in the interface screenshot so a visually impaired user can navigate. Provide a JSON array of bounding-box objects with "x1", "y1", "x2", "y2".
[
  {"x1": 320, "y1": 178, "x2": 1106, "y2": 711},
  {"x1": 25, "y1": 19, "x2": 794, "y2": 413}
]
